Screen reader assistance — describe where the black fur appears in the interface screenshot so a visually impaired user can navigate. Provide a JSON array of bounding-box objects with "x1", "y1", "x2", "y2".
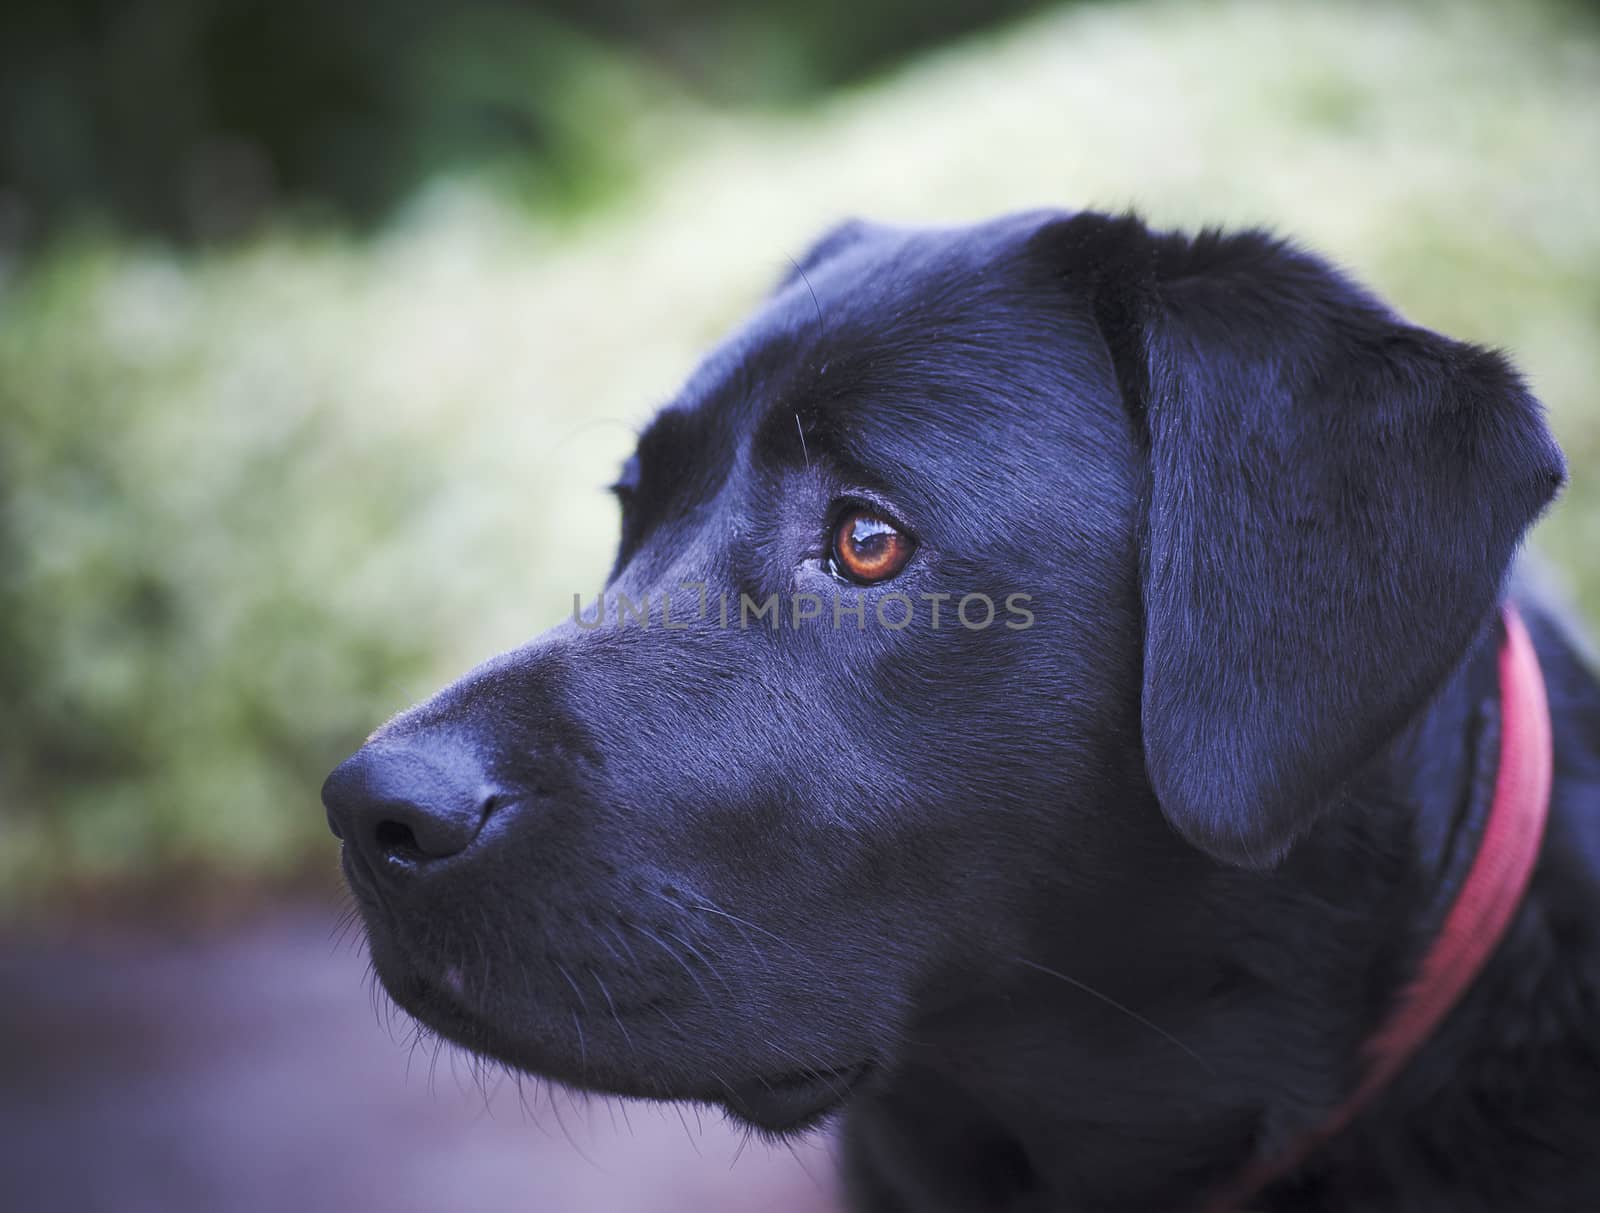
[{"x1": 322, "y1": 210, "x2": 1599, "y2": 1212}]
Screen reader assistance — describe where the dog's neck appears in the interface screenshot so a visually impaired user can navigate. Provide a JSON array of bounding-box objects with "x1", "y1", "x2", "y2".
[
  {"x1": 1223, "y1": 608, "x2": 1553, "y2": 1210},
  {"x1": 844, "y1": 609, "x2": 1590, "y2": 1213}
]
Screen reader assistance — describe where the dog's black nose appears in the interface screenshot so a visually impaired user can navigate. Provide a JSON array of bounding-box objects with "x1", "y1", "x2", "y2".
[{"x1": 321, "y1": 743, "x2": 495, "y2": 877}]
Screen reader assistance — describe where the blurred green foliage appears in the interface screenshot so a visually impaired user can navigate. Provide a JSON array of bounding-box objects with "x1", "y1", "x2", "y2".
[
  {"x1": 1, "y1": 0, "x2": 1598, "y2": 912},
  {"x1": 0, "y1": 0, "x2": 1043, "y2": 244},
  {"x1": 0, "y1": 242, "x2": 430, "y2": 898}
]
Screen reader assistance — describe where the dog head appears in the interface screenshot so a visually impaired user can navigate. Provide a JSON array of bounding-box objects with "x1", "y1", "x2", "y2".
[{"x1": 323, "y1": 210, "x2": 1562, "y2": 1131}]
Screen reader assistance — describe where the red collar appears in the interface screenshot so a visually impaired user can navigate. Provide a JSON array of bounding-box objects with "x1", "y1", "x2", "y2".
[{"x1": 1204, "y1": 604, "x2": 1553, "y2": 1212}]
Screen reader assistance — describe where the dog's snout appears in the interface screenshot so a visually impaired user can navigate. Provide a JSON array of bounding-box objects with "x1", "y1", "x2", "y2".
[{"x1": 321, "y1": 742, "x2": 497, "y2": 877}]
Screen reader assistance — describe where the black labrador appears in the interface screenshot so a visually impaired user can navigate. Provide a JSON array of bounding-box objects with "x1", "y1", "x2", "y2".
[{"x1": 322, "y1": 210, "x2": 1600, "y2": 1212}]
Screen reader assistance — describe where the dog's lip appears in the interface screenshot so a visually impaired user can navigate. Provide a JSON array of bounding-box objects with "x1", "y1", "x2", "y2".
[
  {"x1": 723, "y1": 1061, "x2": 873, "y2": 1132},
  {"x1": 339, "y1": 842, "x2": 370, "y2": 889},
  {"x1": 380, "y1": 963, "x2": 496, "y2": 1049},
  {"x1": 366, "y1": 941, "x2": 874, "y2": 1122},
  {"x1": 341, "y1": 875, "x2": 871, "y2": 1122}
]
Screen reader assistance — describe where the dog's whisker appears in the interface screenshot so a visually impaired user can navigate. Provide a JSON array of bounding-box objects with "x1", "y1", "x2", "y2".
[
  {"x1": 605, "y1": 921, "x2": 643, "y2": 970},
  {"x1": 615, "y1": 1095, "x2": 634, "y2": 1139},
  {"x1": 403, "y1": 1020, "x2": 426, "y2": 1081},
  {"x1": 547, "y1": 1087, "x2": 607, "y2": 1172},
  {"x1": 779, "y1": 1129, "x2": 832, "y2": 1199},
  {"x1": 1014, "y1": 956, "x2": 1213, "y2": 1074},
  {"x1": 327, "y1": 900, "x2": 364, "y2": 954},
  {"x1": 646, "y1": 997, "x2": 686, "y2": 1036},
  {"x1": 512, "y1": 1070, "x2": 533, "y2": 1125},
  {"x1": 786, "y1": 256, "x2": 826, "y2": 333},
  {"x1": 671, "y1": 1101, "x2": 704, "y2": 1156},
  {"x1": 658, "y1": 925, "x2": 736, "y2": 998},
  {"x1": 730, "y1": 1120, "x2": 755, "y2": 1169},
  {"x1": 480, "y1": 1058, "x2": 506, "y2": 1118},
  {"x1": 591, "y1": 925, "x2": 627, "y2": 970},
  {"x1": 570, "y1": 1011, "x2": 589, "y2": 1083},
  {"x1": 589, "y1": 966, "x2": 636, "y2": 1056},
  {"x1": 554, "y1": 960, "x2": 592, "y2": 1013},
  {"x1": 671, "y1": 892, "x2": 803, "y2": 973},
  {"x1": 625, "y1": 920, "x2": 719, "y2": 1008},
  {"x1": 473, "y1": 903, "x2": 495, "y2": 1002},
  {"x1": 685, "y1": 897, "x2": 790, "y2": 949},
  {"x1": 767, "y1": 1041, "x2": 850, "y2": 1100},
  {"x1": 427, "y1": 1033, "x2": 446, "y2": 1100}
]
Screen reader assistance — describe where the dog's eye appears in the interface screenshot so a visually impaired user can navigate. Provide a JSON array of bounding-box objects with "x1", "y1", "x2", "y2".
[{"x1": 830, "y1": 509, "x2": 915, "y2": 584}]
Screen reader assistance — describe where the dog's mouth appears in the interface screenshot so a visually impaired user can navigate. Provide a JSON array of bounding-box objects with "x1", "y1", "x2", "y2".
[
  {"x1": 396, "y1": 965, "x2": 872, "y2": 1130},
  {"x1": 360, "y1": 922, "x2": 875, "y2": 1133},
  {"x1": 722, "y1": 1062, "x2": 874, "y2": 1132},
  {"x1": 379, "y1": 964, "x2": 497, "y2": 1050}
]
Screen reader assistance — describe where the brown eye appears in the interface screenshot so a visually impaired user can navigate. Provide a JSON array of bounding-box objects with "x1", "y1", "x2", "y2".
[{"x1": 830, "y1": 509, "x2": 915, "y2": 584}]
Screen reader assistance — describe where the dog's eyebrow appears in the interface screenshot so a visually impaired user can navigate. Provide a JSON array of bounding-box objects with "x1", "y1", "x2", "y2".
[
  {"x1": 753, "y1": 393, "x2": 843, "y2": 473},
  {"x1": 755, "y1": 390, "x2": 917, "y2": 501},
  {"x1": 634, "y1": 408, "x2": 698, "y2": 481},
  {"x1": 608, "y1": 452, "x2": 640, "y2": 494},
  {"x1": 630, "y1": 399, "x2": 741, "y2": 517}
]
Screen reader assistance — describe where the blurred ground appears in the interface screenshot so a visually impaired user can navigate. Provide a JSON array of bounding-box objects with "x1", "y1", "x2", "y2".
[{"x1": 0, "y1": 906, "x2": 840, "y2": 1213}]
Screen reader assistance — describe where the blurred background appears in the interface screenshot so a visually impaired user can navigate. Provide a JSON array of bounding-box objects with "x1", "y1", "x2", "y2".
[{"x1": 1, "y1": 0, "x2": 1596, "y2": 1208}]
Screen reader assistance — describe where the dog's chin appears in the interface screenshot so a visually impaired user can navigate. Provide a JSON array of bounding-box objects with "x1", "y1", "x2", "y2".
[
  {"x1": 372, "y1": 956, "x2": 501, "y2": 1056},
  {"x1": 722, "y1": 1062, "x2": 874, "y2": 1133},
  {"x1": 362, "y1": 929, "x2": 873, "y2": 1134}
]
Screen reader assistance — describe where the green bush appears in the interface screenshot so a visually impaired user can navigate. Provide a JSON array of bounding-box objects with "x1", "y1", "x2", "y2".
[
  {"x1": 0, "y1": 241, "x2": 427, "y2": 897},
  {"x1": 0, "y1": 0, "x2": 1045, "y2": 243},
  {"x1": 2, "y1": 0, "x2": 1597, "y2": 911}
]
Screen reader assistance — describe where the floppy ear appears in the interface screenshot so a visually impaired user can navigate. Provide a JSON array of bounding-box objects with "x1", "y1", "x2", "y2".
[{"x1": 1036, "y1": 213, "x2": 1566, "y2": 868}]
